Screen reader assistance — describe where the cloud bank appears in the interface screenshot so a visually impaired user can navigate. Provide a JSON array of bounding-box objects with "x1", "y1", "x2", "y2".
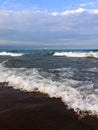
[{"x1": 0, "y1": 8, "x2": 98, "y2": 49}]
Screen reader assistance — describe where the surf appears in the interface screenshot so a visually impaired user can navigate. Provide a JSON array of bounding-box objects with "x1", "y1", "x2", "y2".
[
  {"x1": 0, "y1": 62, "x2": 98, "y2": 116},
  {"x1": 53, "y1": 51, "x2": 98, "y2": 58},
  {"x1": 0, "y1": 52, "x2": 23, "y2": 57}
]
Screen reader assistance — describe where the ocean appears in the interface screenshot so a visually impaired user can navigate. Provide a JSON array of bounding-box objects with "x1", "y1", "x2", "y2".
[{"x1": 0, "y1": 49, "x2": 98, "y2": 116}]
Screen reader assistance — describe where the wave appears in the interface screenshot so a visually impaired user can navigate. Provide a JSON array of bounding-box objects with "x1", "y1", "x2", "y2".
[
  {"x1": 0, "y1": 52, "x2": 23, "y2": 57},
  {"x1": 53, "y1": 51, "x2": 98, "y2": 58},
  {"x1": 0, "y1": 63, "x2": 98, "y2": 116}
]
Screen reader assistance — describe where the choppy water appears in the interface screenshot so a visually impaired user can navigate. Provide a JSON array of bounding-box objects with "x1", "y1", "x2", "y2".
[{"x1": 0, "y1": 49, "x2": 98, "y2": 115}]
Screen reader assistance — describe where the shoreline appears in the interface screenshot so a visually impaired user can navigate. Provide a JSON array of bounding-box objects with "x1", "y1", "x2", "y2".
[{"x1": 0, "y1": 83, "x2": 98, "y2": 130}]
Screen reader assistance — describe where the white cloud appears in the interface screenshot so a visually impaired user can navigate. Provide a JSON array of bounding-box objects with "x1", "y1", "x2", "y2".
[
  {"x1": 52, "y1": 8, "x2": 86, "y2": 16},
  {"x1": 89, "y1": 9, "x2": 98, "y2": 14},
  {"x1": 89, "y1": 2, "x2": 95, "y2": 5},
  {"x1": 80, "y1": 3, "x2": 88, "y2": 7},
  {"x1": 80, "y1": 2, "x2": 95, "y2": 7},
  {"x1": 51, "y1": 8, "x2": 98, "y2": 16},
  {"x1": 51, "y1": 11, "x2": 59, "y2": 16},
  {"x1": 0, "y1": 8, "x2": 98, "y2": 48},
  {"x1": 61, "y1": 8, "x2": 86, "y2": 15}
]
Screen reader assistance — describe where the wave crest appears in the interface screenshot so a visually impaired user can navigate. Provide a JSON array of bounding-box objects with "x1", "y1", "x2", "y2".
[
  {"x1": 0, "y1": 52, "x2": 23, "y2": 57},
  {"x1": 53, "y1": 51, "x2": 98, "y2": 58}
]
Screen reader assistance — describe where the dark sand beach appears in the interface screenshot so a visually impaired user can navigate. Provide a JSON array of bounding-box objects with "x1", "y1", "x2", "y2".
[{"x1": 0, "y1": 83, "x2": 98, "y2": 130}]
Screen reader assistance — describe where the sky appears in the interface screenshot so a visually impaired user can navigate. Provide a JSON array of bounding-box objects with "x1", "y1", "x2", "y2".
[{"x1": 0, "y1": 0, "x2": 98, "y2": 49}]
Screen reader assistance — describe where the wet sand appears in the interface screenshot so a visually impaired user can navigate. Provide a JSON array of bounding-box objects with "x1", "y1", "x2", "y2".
[{"x1": 0, "y1": 83, "x2": 98, "y2": 130}]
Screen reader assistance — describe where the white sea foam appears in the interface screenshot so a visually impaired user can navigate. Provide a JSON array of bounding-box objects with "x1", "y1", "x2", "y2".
[
  {"x1": 0, "y1": 52, "x2": 23, "y2": 56},
  {"x1": 53, "y1": 51, "x2": 98, "y2": 58},
  {"x1": 0, "y1": 63, "x2": 98, "y2": 116}
]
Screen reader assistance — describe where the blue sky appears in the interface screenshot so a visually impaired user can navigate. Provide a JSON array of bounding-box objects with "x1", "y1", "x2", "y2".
[
  {"x1": 0, "y1": 0, "x2": 98, "y2": 49},
  {"x1": 0, "y1": 0, "x2": 98, "y2": 11}
]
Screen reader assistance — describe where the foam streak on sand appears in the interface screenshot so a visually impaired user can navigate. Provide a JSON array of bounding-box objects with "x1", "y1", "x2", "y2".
[
  {"x1": 0, "y1": 64, "x2": 98, "y2": 116},
  {"x1": 53, "y1": 51, "x2": 98, "y2": 58}
]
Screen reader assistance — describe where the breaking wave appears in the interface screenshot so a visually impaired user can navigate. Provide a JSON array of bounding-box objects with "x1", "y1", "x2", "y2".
[
  {"x1": 53, "y1": 51, "x2": 98, "y2": 58},
  {"x1": 0, "y1": 63, "x2": 98, "y2": 116},
  {"x1": 0, "y1": 52, "x2": 23, "y2": 57}
]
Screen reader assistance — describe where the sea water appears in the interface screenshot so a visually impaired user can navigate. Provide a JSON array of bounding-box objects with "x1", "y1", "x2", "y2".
[{"x1": 0, "y1": 49, "x2": 98, "y2": 115}]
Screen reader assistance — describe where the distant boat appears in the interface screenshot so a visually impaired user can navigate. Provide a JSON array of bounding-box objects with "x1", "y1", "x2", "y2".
[{"x1": 43, "y1": 48, "x2": 47, "y2": 50}]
